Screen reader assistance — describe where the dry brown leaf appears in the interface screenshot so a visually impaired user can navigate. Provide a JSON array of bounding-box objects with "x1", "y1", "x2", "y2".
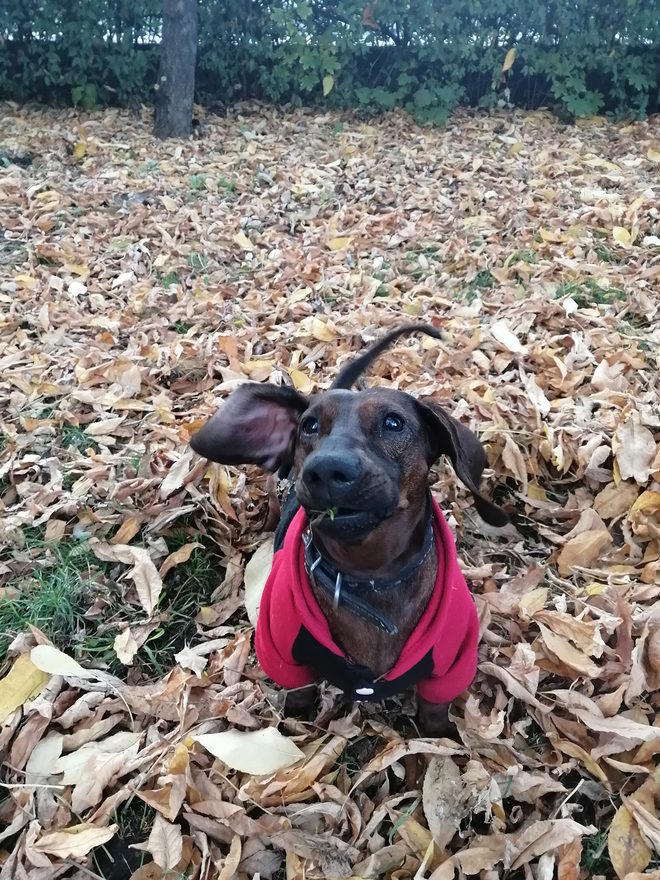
[
  {"x1": 91, "y1": 541, "x2": 163, "y2": 616},
  {"x1": 537, "y1": 622, "x2": 601, "y2": 677},
  {"x1": 422, "y1": 756, "x2": 463, "y2": 850},
  {"x1": 158, "y1": 541, "x2": 201, "y2": 578},
  {"x1": 244, "y1": 537, "x2": 274, "y2": 626},
  {"x1": 609, "y1": 801, "x2": 653, "y2": 879},
  {"x1": 33, "y1": 822, "x2": 118, "y2": 858},
  {"x1": 510, "y1": 818, "x2": 597, "y2": 870},
  {"x1": 594, "y1": 481, "x2": 640, "y2": 519},
  {"x1": 556, "y1": 529, "x2": 613, "y2": 576},
  {"x1": 142, "y1": 814, "x2": 183, "y2": 871},
  {"x1": 114, "y1": 627, "x2": 139, "y2": 665},
  {"x1": 613, "y1": 414, "x2": 657, "y2": 484}
]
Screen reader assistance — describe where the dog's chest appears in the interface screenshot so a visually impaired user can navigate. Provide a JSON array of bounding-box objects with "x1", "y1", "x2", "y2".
[{"x1": 310, "y1": 554, "x2": 438, "y2": 677}]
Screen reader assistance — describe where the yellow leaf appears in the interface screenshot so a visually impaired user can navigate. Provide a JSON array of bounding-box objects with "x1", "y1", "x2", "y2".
[
  {"x1": 612, "y1": 226, "x2": 632, "y2": 245},
  {"x1": 539, "y1": 228, "x2": 566, "y2": 243},
  {"x1": 585, "y1": 582, "x2": 606, "y2": 596},
  {"x1": 0, "y1": 654, "x2": 50, "y2": 723},
  {"x1": 322, "y1": 74, "x2": 334, "y2": 96},
  {"x1": 302, "y1": 316, "x2": 337, "y2": 342},
  {"x1": 608, "y1": 803, "x2": 652, "y2": 879},
  {"x1": 233, "y1": 230, "x2": 253, "y2": 250},
  {"x1": 161, "y1": 195, "x2": 177, "y2": 212},
  {"x1": 328, "y1": 236, "x2": 352, "y2": 250},
  {"x1": 289, "y1": 368, "x2": 315, "y2": 394},
  {"x1": 502, "y1": 47, "x2": 516, "y2": 72},
  {"x1": 72, "y1": 141, "x2": 86, "y2": 160},
  {"x1": 647, "y1": 146, "x2": 660, "y2": 163},
  {"x1": 527, "y1": 483, "x2": 547, "y2": 501},
  {"x1": 194, "y1": 727, "x2": 304, "y2": 774},
  {"x1": 630, "y1": 490, "x2": 660, "y2": 516},
  {"x1": 159, "y1": 542, "x2": 201, "y2": 579},
  {"x1": 14, "y1": 273, "x2": 37, "y2": 290}
]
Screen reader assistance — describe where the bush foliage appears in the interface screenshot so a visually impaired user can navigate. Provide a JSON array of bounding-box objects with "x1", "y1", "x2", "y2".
[{"x1": 1, "y1": 0, "x2": 658, "y2": 120}]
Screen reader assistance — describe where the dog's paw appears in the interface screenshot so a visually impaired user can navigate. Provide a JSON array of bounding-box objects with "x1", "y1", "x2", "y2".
[
  {"x1": 418, "y1": 699, "x2": 457, "y2": 739},
  {"x1": 284, "y1": 684, "x2": 317, "y2": 720}
]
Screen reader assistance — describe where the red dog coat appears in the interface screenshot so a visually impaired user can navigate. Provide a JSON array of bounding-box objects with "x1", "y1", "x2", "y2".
[{"x1": 255, "y1": 498, "x2": 479, "y2": 703}]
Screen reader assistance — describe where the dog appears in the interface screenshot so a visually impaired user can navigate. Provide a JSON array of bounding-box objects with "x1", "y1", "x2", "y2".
[{"x1": 190, "y1": 325, "x2": 507, "y2": 735}]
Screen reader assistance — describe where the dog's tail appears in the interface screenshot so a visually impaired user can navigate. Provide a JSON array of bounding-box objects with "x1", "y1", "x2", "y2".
[{"x1": 331, "y1": 324, "x2": 444, "y2": 390}]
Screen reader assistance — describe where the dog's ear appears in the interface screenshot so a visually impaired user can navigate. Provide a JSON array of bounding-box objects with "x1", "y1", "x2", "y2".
[
  {"x1": 415, "y1": 398, "x2": 508, "y2": 527},
  {"x1": 190, "y1": 383, "x2": 308, "y2": 472}
]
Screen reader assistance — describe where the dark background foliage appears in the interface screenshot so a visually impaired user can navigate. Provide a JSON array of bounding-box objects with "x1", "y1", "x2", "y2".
[{"x1": 1, "y1": 0, "x2": 658, "y2": 120}]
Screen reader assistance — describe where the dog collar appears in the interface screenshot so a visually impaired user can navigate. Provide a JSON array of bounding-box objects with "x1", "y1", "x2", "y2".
[{"x1": 302, "y1": 514, "x2": 435, "y2": 636}]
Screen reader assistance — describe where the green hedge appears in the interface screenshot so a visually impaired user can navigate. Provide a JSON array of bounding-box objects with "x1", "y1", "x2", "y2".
[{"x1": 1, "y1": 0, "x2": 658, "y2": 120}]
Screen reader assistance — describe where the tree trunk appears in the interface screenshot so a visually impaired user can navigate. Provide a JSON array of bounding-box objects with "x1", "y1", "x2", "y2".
[{"x1": 153, "y1": 0, "x2": 198, "y2": 139}]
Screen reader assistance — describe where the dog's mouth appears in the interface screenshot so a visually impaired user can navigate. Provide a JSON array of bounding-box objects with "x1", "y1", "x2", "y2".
[{"x1": 308, "y1": 506, "x2": 388, "y2": 538}]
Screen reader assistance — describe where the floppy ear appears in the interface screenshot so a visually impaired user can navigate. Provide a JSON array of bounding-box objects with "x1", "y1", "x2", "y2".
[
  {"x1": 416, "y1": 398, "x2": 508, "y2": 527},
  {"x1": 190, "y1": 383, "x2": 308, "y2": 472}
]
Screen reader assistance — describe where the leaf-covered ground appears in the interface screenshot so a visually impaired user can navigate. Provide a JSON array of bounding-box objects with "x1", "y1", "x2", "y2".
[{"x1": 1, "y1": 103, "x2": 659, "y2": 880}]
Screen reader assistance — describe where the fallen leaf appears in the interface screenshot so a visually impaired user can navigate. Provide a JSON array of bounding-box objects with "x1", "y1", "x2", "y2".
[
  {"x1": 613, "y1": 226, "x2": 632, "y2": 245},
  {"x1": 142, "y1": 814, "x2": 183, "y2": 871},
  {"x1": 490, "y1": 319, "x2": 527, "y2": 354},
  {"x1": 613, "y1": 414, "x2": 656, "y2": 483},
  {"x1": 233, "y1": 230, "x2": 253, "y2": 250},
  {"x1": 556, "y1": 529, "x2": 613, "y2": 576},
  {"x1": 158, "y1": 542, "x2": 201, "y2": 579},
  {"x1": 328, "y1": 236, "x2": 352, "y2": 250},
  {"x1": 114, "y1": 628, "x2": 139, "y2": 665},
  {"x1": 91, "y1": 541, "x2": 163, "y2": 616},
  {"x1": 33, "y1": 823, "x2": 118, "y2": 858},
  {"x1": 194, "y1": 727, "x2": 304, "y2": 774},
  {"x1": 608, "y1": 803, "x2": 652, "y2": 879},
  {"x1": 422, "y1": 756, "x2": 463, "y2": 850},
  {"x1": 30, "y1": 645, "x2": 95, "y2": 679},
  {"x1": 244, "y1": 537, "x2": 274, "y2": 625},
  {"x1": 0, "y1": 654, "x2": 50, "y2": 723}
]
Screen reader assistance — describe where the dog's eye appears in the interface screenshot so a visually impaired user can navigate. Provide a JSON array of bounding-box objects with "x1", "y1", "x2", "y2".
[
  {"x1": 383, "y1": 413, "x2": 405, "y2": 432},
  {"x1": 301, "y1": 416, "x2": 319, "y2": 436}
]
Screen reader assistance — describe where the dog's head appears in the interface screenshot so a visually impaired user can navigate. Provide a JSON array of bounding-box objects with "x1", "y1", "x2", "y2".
[{"x1": 190, "y1": 325, "x2": 507, "y2": 542}]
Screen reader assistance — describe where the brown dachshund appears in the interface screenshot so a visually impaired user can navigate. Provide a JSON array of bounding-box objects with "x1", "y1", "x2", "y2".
[{"x1": 190, "y1": 325, "x2": 507, "y2": 735}]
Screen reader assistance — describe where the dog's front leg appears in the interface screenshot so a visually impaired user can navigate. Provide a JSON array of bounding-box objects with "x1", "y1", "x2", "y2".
[
  {"x1": 284, "y1": 684, "x2": 317, "y2": 719},
  {"x1": 418, "y1": 698, "x2": 454, "y2": 738}
]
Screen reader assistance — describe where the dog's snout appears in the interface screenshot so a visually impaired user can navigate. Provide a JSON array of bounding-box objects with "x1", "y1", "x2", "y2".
[{"x1": 301, "y1": 452, "x2": 362, "y2": 498}]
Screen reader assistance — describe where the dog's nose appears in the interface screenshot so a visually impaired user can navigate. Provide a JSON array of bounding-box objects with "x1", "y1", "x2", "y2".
[{"x1": 301, "y1": 452, "x2": 362, "y2": 498}]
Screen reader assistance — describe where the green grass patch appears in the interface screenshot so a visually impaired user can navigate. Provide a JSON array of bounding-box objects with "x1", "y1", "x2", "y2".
[
  {"x1": 189, "y1": 173, "x2": 207, "y2": 193},
  {"x1": 0, "y1": 535, "x2": 109, "y2": 663},
  {"x1": 581, "y1": 829, "x2": 612, "y2": 876},
  {"x1": 188, "y1": 251, "x2": 208, "y2": 272},
  {"x1": 94, "y1": 800, "x2": 155, "y2": 878},
  {"x1": 1, "y1": 520, "x2": 223, "y2": 678},
  {"x1": 60, "y1": 424, "x2": 100, "y2": 454},
  {"x1": 559, "y1": 279, "x2": 626, "y2": 308},
  {"x1": 474, "y1": 269, "x2": 494, "y2": 288},
  {"x1": 161, "y1": 270, "x2": 181, "y2": 287},
  {"x1": 593, "y1": 240, "x2": 620, "y2": 263},
  {"x1": 508, "y1": 249, "x2": 537, "y2": 265}
]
